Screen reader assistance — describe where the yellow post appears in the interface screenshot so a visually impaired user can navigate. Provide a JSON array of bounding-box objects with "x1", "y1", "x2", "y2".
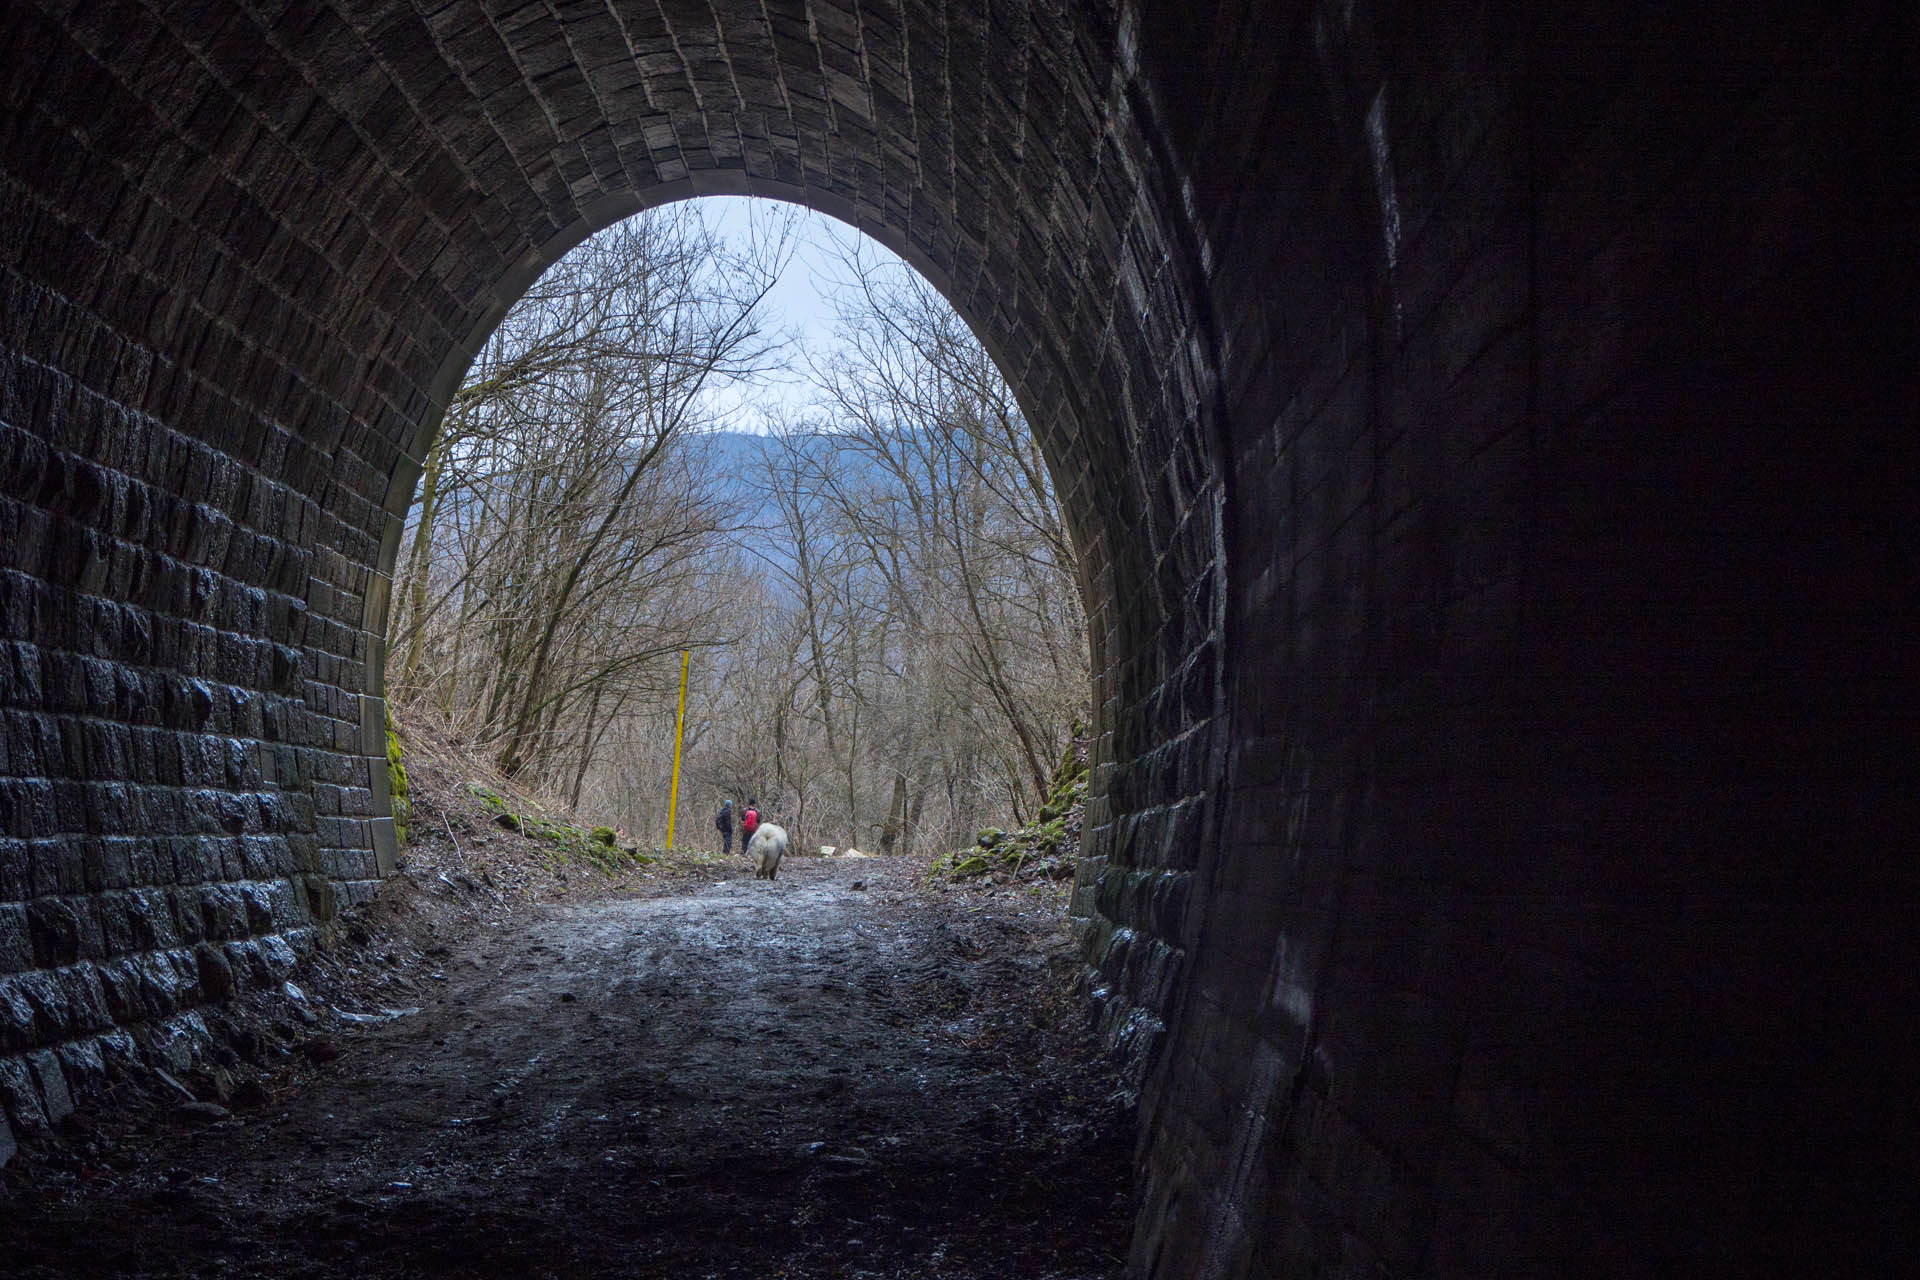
[{"x1": 664, "y1": 648, "x2": 690, "y2": 849}]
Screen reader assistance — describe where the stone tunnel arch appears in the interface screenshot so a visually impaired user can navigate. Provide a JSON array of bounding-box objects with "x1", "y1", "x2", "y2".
[
  {"x1": 3, "y1": 1, "x2": 1914, "y2": 1276},
  {"x1": 2, "y1": 0, "x2": 1226, "y2": 1229}
]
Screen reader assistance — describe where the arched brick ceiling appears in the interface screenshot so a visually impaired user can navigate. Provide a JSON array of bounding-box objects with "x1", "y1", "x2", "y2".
[{"x1": 10, "y1": 0, "x2": 1217, "y2": 635}]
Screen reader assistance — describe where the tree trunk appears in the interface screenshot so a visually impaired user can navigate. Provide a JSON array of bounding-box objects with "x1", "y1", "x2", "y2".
[
  {"x1": 441, "y1": 576, "x2": 476, "y2": 720},
  {"x1": 398, "y1": 430, "x2": 448, "y2": 685},
  {"x1": 567, "y1": 684, "x2": 605, "y2": 809},
  {"x1": 879, "y1": 771, "x2": 907, "y2": 855},
  {"x1": 498, "y1": 420, "x2": 675, "y2": 775}
]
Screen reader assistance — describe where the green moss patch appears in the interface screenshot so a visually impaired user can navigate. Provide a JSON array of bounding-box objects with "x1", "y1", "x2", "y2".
[
  {"x1": 934, "y1": 732, "x2": 1089, "y2": 884},
  {"x1": 462, "y1": 782, "x2": 656, "y2": 876},
  {"x1": 386, "y1": 706, "x2": 410, "y2": 846}
]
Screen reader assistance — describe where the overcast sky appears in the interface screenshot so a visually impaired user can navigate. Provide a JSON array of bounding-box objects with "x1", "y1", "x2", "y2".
[{"x1": 688, "y1": 195, "x2": 887, "y2": 433}]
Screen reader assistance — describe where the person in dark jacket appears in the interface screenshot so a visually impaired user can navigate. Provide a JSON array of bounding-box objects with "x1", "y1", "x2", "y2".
[{"x1": 715, "y1": 799, "x2": 734, "y2": 856}]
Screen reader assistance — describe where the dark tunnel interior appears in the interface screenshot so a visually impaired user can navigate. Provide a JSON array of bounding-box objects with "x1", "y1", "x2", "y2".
[{"x1": 2, "y1": 1, "x2": 1915, "y2": 1273}]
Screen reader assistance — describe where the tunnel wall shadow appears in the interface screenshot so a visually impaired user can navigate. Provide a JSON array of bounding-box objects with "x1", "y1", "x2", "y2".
[{"x1": 1, "y1": 1, "x2": 1915, "y2": 1274}]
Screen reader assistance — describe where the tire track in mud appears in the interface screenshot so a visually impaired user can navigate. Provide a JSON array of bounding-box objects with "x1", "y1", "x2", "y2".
[{"x1": 4, "y1": 858, "x2": 1132, "y2": 1279}]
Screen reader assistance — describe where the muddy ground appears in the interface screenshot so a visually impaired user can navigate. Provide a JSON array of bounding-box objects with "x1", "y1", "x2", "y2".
[{"x1": 1, "y1": 854, "x2": 1134, "y2": 1277}]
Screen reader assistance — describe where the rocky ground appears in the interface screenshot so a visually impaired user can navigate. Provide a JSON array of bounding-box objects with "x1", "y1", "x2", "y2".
[{"x1": 0, "y1": 760, "x2": 1134, "y2": 1278}]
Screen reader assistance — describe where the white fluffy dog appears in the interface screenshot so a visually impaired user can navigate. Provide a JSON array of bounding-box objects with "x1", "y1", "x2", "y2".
[{"x1": 748, "y1": 822, "x2": 789, "y2": 880}]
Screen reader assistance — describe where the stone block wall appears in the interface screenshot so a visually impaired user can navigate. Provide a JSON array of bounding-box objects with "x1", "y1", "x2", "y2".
[
  {"x1": 1129, "y1": 0, "x2": 1918, "y2": 1273},
  {"x1": 0, "y1": 349, "x2": 335, "y2": 1136}
]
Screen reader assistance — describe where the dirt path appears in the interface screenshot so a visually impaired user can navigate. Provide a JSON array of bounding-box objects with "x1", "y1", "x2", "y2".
[{"x1": 3, "y1": 857, "x2": 1133, "y2": 1278}]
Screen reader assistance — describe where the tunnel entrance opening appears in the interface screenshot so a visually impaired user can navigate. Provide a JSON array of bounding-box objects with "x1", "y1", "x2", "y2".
[{"x1": 376, "y1": 195, "x2": 1094, "y2": 872}]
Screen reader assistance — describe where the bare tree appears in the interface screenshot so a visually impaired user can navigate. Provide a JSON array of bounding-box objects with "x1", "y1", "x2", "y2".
[
  {"x1": 689, "y1": 234, "x2": 1088, "y2": 854},
  {"x1": 388, "y1": 200, "x2": 1081, "y2": 856},
  {"x1": 388, "y1": 204, "x2": 794, "y2": 799},
  {"x1": 803, "y1": 238, "x2": 1088, "y2": 830}
]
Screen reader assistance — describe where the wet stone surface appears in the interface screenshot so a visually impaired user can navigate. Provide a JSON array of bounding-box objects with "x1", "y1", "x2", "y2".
[{"x1": 0, "y1": 858, "x2": 1133, "y2": 1277}]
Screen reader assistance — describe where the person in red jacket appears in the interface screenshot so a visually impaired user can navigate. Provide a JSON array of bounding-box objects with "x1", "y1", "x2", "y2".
[{"x1": 740, "y1": 799, "x2": 759, "y2": 849}]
